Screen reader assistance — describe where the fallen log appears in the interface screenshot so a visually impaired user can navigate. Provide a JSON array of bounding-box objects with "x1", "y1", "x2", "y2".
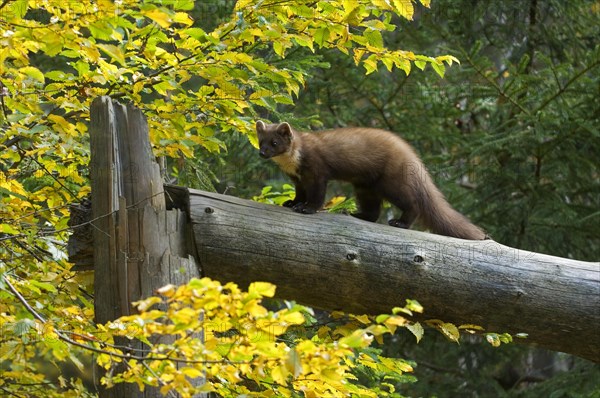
[{"x1": 167, "y1": 186, "x2": 598, "y2": 363}]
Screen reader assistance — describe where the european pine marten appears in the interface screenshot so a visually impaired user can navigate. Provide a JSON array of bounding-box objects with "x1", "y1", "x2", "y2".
[{"x1": 256, "y1": 121, "x2": 486, "y2": 240}]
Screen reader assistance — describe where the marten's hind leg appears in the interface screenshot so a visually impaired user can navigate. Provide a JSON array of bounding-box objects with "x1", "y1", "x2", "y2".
[
  {"x1": 388, "y1": 211, "x2": 418, "y2": 229},
  {"x1": 384, "y1": 186, "x2": 419, "y2": 229},
  {"x1": 351, "y1": 187, "x2": 382, "y2": 222}
]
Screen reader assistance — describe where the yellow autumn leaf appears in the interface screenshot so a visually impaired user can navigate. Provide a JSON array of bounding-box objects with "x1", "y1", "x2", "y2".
[
  {"x1": 80, "y1": 44, "x2": 101, "y2": 62},
  {"x1": 378, "y1": 356, "x2": 414, "y2": 373},
  {"x1": 97, "y1": 43, "x2": 126, "y2": 66},
  {"x1": 234, "y1": 0, "x2": 255, "y2": 10},
  {"x1": 254, "y1": 320, "x2": 285, "y2": 337},
  {"x1": 324, "y1": 195, "x2": 347, "y2": 209},
  {"x1": 273, "y1": 41, "x2": 285, "y2": 57},
  {"x1": 47, "y1": 114, "x2": 70, "y2": 130},
  {"x1": 358, "y1": 352, "x2": 378, "y2": 369},
  {"x1": 339, "y1": 329, "x2": 373, "y2": 348},
  {"x1": 372, "y1": 0, "x2": 394, "y2": 11},
  {"x1": 486, "y1": 333, "x2": 501, "y2": 347},
  {"x1": 248, "y1": 281, "x2": 276, "y2": 298},
  {"x1": 320, "y1": 367, "x2": 343, "y2": 383},
  {"x1": 393, "y1": 0, "x2": 414, "y2": 20},
  {"x1": 280, "y1": 311, "x2": 305, "y2": 325},
  {"x1": 405, "y1": 299, "x2": 424, "y2": 313},
  {"x1": 135, "y1": 296, "x2": 163, "y2": 312},
  {"x1": 427, "y1": 319, "x2": 460, "y2": 342},
  {"x1": 384, "y1": 315, "x2": 408, "y2": 334},
  {"x1": 156, "y1": 284, "x2": 176, "y2": 297},
  {"x1": 1, "y1": 223, "x2": 19, "y2": 235},
  {"x1": 180, "y1": 367, "x2": 203, "y2": 378},
  {"x1": 271, "y1": 365, "x2": 289, "y2": 385},
  {"x1": 295, "y1": 339, "x2": 316, "y2": 354},
  {"x1": 173, "y1": 12, "x2": 193, "y2": 26},
  {"x1": 317, "y1": 325, "x2": 331, "y2": 339},
  {"x1": 436, "y1": 54, "x2": 460, "y2": 66},
  {"x1": 244, "y1": 300, "x2": 268, "y2": 317},
  {"x1": 143, "y1": 8, "x2": 173, "y2": 28},
  {"x1": 458, "y1": 324, "x2": 485, "y2": 331},
  {"x1": 171, "y1": 307, "x2": 199, "y2": 326},
  {"x1": 352, "y1": 314, "x2": 371, "y2": 325}
]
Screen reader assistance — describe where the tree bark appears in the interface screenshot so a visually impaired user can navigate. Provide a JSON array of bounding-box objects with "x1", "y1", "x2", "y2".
[
  {"x1": 89, "y1": 97, "x2": 200, "y2": 397},
  {"x1": 164, "y1": 186, "x2": 600, "y2": 363}
]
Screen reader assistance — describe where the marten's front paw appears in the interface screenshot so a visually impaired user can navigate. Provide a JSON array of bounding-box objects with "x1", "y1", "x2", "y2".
[
  {"x1": 282, "y1": 200, "x2": 297, "y2": 208},
  {"x1": 292, "y1": 203, "x2": 317, "y2": 214}
]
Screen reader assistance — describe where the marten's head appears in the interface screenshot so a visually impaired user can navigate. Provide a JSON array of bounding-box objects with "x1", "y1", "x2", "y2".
[{"x1": 256, "y1": 121, "x2": 294, "y2": 159}]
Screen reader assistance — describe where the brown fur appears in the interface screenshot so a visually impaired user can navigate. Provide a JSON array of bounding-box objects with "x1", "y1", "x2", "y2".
[{"x1": 256, "y1": 121, "x2": 486, "y2": 240}]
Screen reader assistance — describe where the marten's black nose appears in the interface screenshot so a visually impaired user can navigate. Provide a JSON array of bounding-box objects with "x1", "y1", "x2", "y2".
[{"x1": 259, "y1": 150, "x2": 268, "y2": 158}]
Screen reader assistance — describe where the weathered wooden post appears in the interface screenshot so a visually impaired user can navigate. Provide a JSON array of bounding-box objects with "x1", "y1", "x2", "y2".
[{"x1": 88, "y1": 96, "x2": 200, "y2": 397}]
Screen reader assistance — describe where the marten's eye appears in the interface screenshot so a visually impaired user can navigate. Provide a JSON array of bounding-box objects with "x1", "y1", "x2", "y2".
[{"x1": 271, "y1": 139, "x2": 278, "y2": 147}]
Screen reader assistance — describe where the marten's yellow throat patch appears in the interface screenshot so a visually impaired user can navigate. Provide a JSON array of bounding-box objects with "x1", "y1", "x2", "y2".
[{"x1": 272, "y1": 148, "x2": 301, "y2": 178}]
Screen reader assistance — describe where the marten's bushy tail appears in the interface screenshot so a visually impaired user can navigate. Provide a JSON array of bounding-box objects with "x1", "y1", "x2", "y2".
[{"x1": 416, "y1": 178, "x2": 486, "y2": 240}]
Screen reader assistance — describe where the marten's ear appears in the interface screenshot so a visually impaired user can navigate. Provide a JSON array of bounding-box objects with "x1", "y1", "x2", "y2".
[
  {"x1": 276, "y1": 122, "x2": 293, "y2": 139},
  {"x1": 256, "y1": 120, "x2": 266, "y2": 133}
]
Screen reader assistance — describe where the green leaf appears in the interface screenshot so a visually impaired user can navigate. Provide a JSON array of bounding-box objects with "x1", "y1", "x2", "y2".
[
  {"x1": 1, "y1": 223, "x2": 20, "y2": 235},
  {"x1": 406, "y1": 322, "x2": 424, "y2": 343},
  {"x1": 45, "y1": 71, "x2": 73, "y2": 81},
  {"x1": 171, "y1": 0, "x2": 195, "y2": 10},
  {"x1": 376, "y1": 314, "x2": 390, "y2": 323},
  {"x1": 9, "y1": 0, "x2": 28, "y2": 19},
  {"x1": 29, "y1": 280, "x2": 56, "y2": 293},
  {"x1": 314, "y1": 27, "x2": 330, "y2": 47},
  {"x1": 340, "y1": 330, "x2": 372, "y2": 348},
  {"x1": 396, "y1": 58, "x2": 412, "y2": 75},
  {"x1": 71, "y1": 60, "x2": 90, "y2": 77},
  {"x1": 0, "y1": 186, "x2": 28, "y2": 201},
  {"x1": 273, "y1": 41, "x2": 285, "y2": 57},
  {"x1": 20, "y1": 66, "x2": 45, "y2": 83},
  {"x1": 364, "y1": 29, "x2": 384, "y2": 48},
  {"x1": 405, "y1": 299, "x2": 423, "y2": 313},
  {"x1": 88, "y1": 21, "x2": 114, "y2": 41},
  {"x1": 431, "y1": 61, "x2": 446, "y2": 78},
  {"x1": 153, "y1": 80, "x2": 176, "y2": 95},
  {"x1": 293, "y1": 36, "x2": 314, "y2": 52},
  {"x1": 97, "y1": 44, "x2": 126, "y2": 66},
  {"x1": 183, "y1": 27, "x2": 208, "y2": 41},
  {"x1": 273, "y1": 94, "x2": 295, "y2": 105},
  {"x1": 470, "y1": 40, "x2": 483, "y2": 57},
  {"x1": 363, "y1": 56, "x2": 378, "y2": 75},
  {"x1": 518, "y1": 54, "x2": 531, "y2": 73},
  {"x1": 14, "y1": 319, "x2": 35, "y2": 336},
  {"x1": 382, "y1": 57, "x2": 394, "y2": 72},
  {"x1": 486, "y1": 333, "x2": 501, "y2": 347}
]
